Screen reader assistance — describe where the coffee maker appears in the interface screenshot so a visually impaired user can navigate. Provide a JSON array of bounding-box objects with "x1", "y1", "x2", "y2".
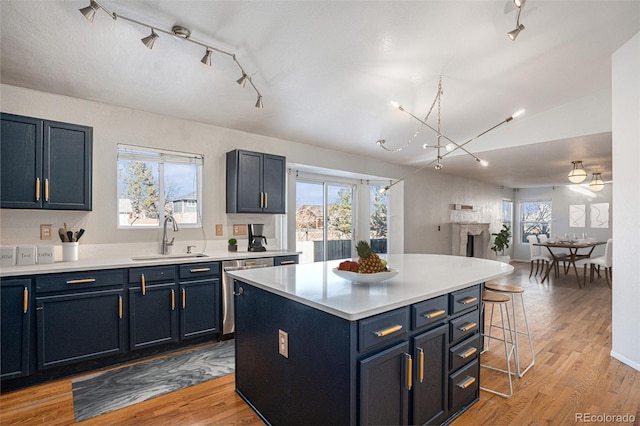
[{"x1": 248, "y1": 224, "x2": 267, "y2": 252}]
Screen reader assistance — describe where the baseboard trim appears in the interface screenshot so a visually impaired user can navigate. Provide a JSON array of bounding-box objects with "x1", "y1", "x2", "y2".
[{"x1": 610, "y1": 350, "x2": 640, "y2": 372}]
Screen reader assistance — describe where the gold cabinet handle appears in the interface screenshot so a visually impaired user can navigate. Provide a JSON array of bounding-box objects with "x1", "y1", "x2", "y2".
[
  {"x1": 118, "y1": 296, "x2": 123, "y2": 319},
  {"x1": 44, "y1": 178, "x2": 49, "y2": 201},
  {"x1": 423, "y1": 309, "x2": 446, "y2": 319},
  {"x1": 280, "y1": 260, "x2": 295, "y2": 265},
  {"x1": 406, "y1": 353, "x2": 413, "y2": 390},
  {"x1": 23, "y1": 287, "x2": 29, "y2": 313},
  {"x1": 141, "y1": 273, "x2": 146, "y2": 295},
  {"x1": 418, "y1": 347, "x2": 424, "y2": 383},
  {"x1": 458, "y1": 322, "x2": 477, "y2": 332},
  {"x1": 260, "y1": 192, "x2": 264, "y2": 208},
  {"x1": 182, "y1": 288, "x2": 186, "y2": 309},
  {"x1": 35, "y1": 178, "x2": 40, "y2": 201},
  {"x1": 66, "y1": 278, "x2": 96, "y2": 285},
  {"x1": 373, "y1": 324, "x2": 403, "y2": 337},
  {"x1": 457, "y1": 376, "x2": 476, "y2": 389},
  {"x1": 458, "y1": 347, "x2": 478, "y2": 359},
  {"x1": 190, "y1": 268, "x2": 210, "y2": 273},
  {"x1": 264, "y1": 192, "x2": 268, "y2": 208},
  {"x1": 171, "y1": 289, "x2": 175, "y2": 310},
  {"x1": 459, "y1": 296, "x2": 478, "y2": 305}
]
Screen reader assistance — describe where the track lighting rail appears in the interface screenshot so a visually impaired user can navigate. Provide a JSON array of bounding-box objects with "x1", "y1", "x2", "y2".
[{"x1": 80, "y1": 0, "x2": 263, "y2": 108}]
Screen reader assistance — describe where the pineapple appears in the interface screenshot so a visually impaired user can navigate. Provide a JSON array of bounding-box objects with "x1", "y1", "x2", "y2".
[{"x1": 356, "y1": 240, "x2": 385, "y2": 273}]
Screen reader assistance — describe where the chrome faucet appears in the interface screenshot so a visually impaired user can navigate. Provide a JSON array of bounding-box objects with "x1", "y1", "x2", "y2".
[{"x1": 162, "y1": 215, "x2": 179, "y2": 255}]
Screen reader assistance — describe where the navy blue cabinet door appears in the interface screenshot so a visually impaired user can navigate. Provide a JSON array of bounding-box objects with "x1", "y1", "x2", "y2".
[
  {"x1": 129, "y1": 284, "x2": 178, "y2": 350},
  {"x1": 1, "y1": 279, "x2": 32, "y2": 379},
  {"x1": 36, "y1": 289, "x2": 125, "y2": 369},
  {"x1": 179, "y1": 279, "x2": 220, "y2": 340},
  {"x1": 43, "y1": 120, "x2": 92, "y2": 210},
  {"x1": 0, "y1": 113, "x2": 92, "y2": 210},
  {"x1": 0, "y1": 114, "x2": 43, "y2": 208},
  {"x1": 359, "y1": 341, "x2": 411, "y2": 426},
  {"x1": 262, "y1": 154, "x2": 285, "y2": 214},
  {"x1": 412, "y1": 324, "x2": 449, "y2": 425}
]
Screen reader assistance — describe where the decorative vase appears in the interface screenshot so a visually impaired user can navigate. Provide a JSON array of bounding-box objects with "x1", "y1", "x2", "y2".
[{"x1": 228, "y1": 245, "x2": 237, "y2": 252}]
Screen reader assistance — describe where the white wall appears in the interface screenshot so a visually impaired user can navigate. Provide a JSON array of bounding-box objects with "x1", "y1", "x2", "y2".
[
  {"x1": 611, "y1": 33, "x2": 640, "y2": 371},
  {"x1": 0, "y1": 84, "x2": 411, "y2": 253},
  {"x1": 402, "y1": 169, "x2": 514, "y2": 258},
  {"x1": 512, "y1": 186, "x2": 613, "y2": 261}
]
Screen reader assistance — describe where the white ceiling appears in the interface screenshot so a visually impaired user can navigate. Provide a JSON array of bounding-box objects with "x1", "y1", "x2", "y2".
[{"x1": 1, "y1": 1, "x2": 638, "y2": 188}]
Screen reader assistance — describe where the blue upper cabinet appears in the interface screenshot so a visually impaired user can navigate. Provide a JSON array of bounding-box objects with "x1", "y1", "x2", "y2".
[
  {"x1": 1, "y1": 113, "x2": 92, "y2": 211},
  {"x1": 226, "y1": 149, "x2": 286, "y2": 214}
]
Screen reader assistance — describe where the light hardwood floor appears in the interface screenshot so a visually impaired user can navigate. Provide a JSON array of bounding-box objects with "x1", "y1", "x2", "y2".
[{"x1": 1, "y1": 261, "x2": 638, "y2": 425}]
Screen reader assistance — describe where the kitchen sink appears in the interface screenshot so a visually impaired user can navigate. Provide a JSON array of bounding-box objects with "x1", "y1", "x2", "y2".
[{"x1": 131, "y1": 253, "x2": 209, "y2": 261}]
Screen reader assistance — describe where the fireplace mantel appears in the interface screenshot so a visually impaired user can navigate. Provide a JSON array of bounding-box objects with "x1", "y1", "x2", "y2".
[{"x1": 451, "y1": 223, "x2": 491, "y2": 258}]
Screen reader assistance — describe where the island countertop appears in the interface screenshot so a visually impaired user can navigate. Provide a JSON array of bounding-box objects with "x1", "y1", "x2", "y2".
[{"x1": 227, "y1": 253, "x2": 514, "y2": 321}]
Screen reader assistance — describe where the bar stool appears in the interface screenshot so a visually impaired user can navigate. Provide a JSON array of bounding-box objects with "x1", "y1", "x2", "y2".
[
  {"x1": 480, "y1": 290, "x2": 514, "y2": 398},
  {"x1": 485, "y1": 283, "x2": 535, "y2": 377}
]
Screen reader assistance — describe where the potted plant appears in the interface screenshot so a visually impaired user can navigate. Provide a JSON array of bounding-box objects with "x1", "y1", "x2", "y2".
[
  {"x1": 228, "y1": 238, "x2": 238, "y2": 252},
  {"x1": 491, "y1": 225, "x2": 512, "y2": 263}
]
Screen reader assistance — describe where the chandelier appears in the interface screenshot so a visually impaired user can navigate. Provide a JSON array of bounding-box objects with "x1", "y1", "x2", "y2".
[{"x1": 377, "y1": 76, "x2": 525, "y2": 171}]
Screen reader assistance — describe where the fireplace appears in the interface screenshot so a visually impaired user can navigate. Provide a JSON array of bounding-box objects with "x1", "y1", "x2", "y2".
[{"x1": 451, "y1": 223, "x2": 491, "y2": 258}]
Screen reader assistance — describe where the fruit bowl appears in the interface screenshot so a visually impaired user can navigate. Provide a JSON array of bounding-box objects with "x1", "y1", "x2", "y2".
[{"x1": 332, "y1": 268, "x2": 399, "y2": 283}]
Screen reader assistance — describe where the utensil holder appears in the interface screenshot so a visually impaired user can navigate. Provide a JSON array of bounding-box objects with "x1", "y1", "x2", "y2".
[{"x1": 62, "y1": 242, "x2": 79, "y2": 262}]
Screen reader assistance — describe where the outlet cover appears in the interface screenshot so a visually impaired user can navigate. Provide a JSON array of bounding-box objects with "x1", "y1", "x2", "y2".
[
  {"x1": 40, "y1": 224, "x2": 53, "y2": 240},
  {"x1": 278, "y1": 329, "x2": 289, "y2": 358},
  {"x1": 215, "y1": 224, "x2": 223, "y2": 236},
  {"x1": 233, "y1": 224, "x2": 247, "y2": 236}
]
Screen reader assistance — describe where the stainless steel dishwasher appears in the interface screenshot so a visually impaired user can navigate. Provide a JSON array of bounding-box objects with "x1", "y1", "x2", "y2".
[{"x1": 222, "y1": 257, "x2": 274, "y2": 338}]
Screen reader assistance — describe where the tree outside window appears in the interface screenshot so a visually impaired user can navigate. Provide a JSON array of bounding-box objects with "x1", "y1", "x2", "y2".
[{"x1": 520, "y1": 200, "x2": 552, "y2": 243}]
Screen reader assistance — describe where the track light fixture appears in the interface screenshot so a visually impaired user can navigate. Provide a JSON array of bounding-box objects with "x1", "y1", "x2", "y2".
[
  {"x1": 79, "y1": 0, "x2": 263, "y2": 108},
  {"x1": 141, "y1": 29, "x2": 158, "y2": 49},
  {"x1": 568, "y1": 161, "x2": 588, "y2": 183},
  {"x1": 508, "y1": 0, "x2": 526, "y2": 41},
  {"x1": 378, "y1": 76, "x2": 525, "y2": 173}
]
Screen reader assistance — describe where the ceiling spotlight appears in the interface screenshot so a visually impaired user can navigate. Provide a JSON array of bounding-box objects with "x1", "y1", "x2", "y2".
[
  {"x1": 201, "y1": 49, "x2": 212, "y2": 66},
  {"x1": 508, "y1": 24, "x2": 525, "y2": 41},
  {"x1": 514, "y1": 0, "x2": 527, "y2": 7},
  {"x1": 589, "y1": 173, "x2": 605, "y2": 192},
  {"x1": 476, "y1": 158, "x2": 489, "y2": 167},
  {"x1": 141, "y1": 29, "x2": 158, "y2": 49},
  {"x1": 79, "y1": 1, "x2": 98, "y2": 22},
  {"x1": 568, "y1": 161, "x2": 588, "y2": 184},
  {"x1": 237, "y1": 73, "x2": 249, "y2": 87},
  {"x1": 255, "y1": 95, "x2": 263, "y2": 109},
  {"x1": 445, "y1": 143, "x2": 455, "y2": 152}
]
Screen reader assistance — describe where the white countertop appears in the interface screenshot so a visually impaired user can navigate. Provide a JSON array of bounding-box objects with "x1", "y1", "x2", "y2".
[
  {"x1": 0, "y1": 248, "x2": 299, "y2": 277},
  {"x1": 227, "y1": 254, "x2": 514, "y2": 321}
]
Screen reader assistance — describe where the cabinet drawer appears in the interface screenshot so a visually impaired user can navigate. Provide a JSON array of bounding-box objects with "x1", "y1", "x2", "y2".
[
  {"x1": 449, "y1": 333, "x2": 481, "y2": 372},
  {"x1": 129, "y1": 266, "x2": 175, "y2": 284},
  {"x1": 36, "y1": 269, "x2": 125, "y2": 293},
  {"x1": 179, "y1": 262, "x2": 220, "y2": 279},
  {"x1": 359, "y1": 307, "x2": 409, "y2": 352},
  {"x1": 449, "y1": 360, "x2": 479, "y2": 414},
  {"x1": 450, "y1": 285, "x2": 480, "y2": 315},
  {"x1": 274, "y1": 255, "x2": 298, "y2": 266},
  {"x1": 412, "y1": 295, "x2": 448, "y2": 330},
  {"x1": 449, "y1": 309, "x2": 480, "y2": 345}
]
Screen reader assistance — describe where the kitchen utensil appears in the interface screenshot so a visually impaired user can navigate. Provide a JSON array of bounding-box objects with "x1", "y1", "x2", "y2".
[
  {"x1": 67, "y1": 231, "x2": 74, "y2": 242},
  {"x1": 59, "y1": 228, "x2": 68, "y2": 242},
  {"x1": 76, "y1": 229, "x2": 85, "y2": 241}
]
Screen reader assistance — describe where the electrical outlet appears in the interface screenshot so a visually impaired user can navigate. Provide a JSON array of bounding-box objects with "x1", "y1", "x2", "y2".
[
  {"x1": 215, "y1": 224, "x2": 223, "y2": 236},
  {"x1": 40, "y1": 224, "x2": 53, "y2": 240},
  {"x1": 233, "y1": 224, "x2": 247, "y2": 236},
  {"x1": 278, "y1": 329, "x2": 289, "y2": 358}
]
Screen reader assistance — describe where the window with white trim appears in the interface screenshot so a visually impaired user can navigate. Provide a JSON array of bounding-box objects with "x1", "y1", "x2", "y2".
[{"x1": 117, "y1": 145, "x2": 203, "y2": 228}]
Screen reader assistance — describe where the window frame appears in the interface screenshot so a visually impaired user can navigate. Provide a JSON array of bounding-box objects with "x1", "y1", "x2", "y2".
[
  {"x1": 117, "y1": 144, "x2": 203, "y2": 229},
  {"x1": 519, "y1": 199, "x2": 552, "y2": 243}
]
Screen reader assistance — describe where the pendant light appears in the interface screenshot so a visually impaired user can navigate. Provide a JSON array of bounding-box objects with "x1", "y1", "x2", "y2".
[
  {"x1": 568, "y1": 161, "x2": 587, "y2": 183},
  {"x1": 589, "y1": 173, "x2": 605, "y2": 191}
]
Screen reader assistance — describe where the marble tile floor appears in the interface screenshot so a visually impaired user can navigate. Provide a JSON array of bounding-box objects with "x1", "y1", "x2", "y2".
[{"x1": 72, "y1": 340, "x2": 235, "y2": 422}]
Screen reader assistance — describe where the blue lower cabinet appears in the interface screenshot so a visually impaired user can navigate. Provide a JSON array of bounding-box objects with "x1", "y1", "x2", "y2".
[
  {"x1": 36, "y1": 289, "x2": 125, "y2": 369},
  {"x1": 129, "y1": 283, "x2": 178, "y2": 350},
  {"x1": 179, "y1": 279, "x2": 220, "y2": 340},
  {"x1": 1, "y1": 279, "x2": 32, "y2": 379},
  {"x1": 412, "y1": 324, "x2": 449, "y2": 425}
]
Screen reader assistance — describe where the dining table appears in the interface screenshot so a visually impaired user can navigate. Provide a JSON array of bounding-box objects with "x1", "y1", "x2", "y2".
[{"x1": 534, "y1": 240, "x2": 606, "y2": 287}]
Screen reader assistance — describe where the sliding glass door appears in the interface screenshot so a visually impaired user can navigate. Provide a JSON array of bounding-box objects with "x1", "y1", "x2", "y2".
[{"x1": 295, "y1": 180, "x2": 354, "y2": 263}]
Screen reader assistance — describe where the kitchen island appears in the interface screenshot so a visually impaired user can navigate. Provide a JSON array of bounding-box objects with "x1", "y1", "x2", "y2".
[{"x1": 227, "y1": 254, "x2": 513, "y2": 425}]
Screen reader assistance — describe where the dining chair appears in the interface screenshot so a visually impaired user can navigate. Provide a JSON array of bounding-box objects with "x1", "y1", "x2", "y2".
[
  {"x1": 538, "y1": 234, "x2": 566, "y2": 276},
  {"x1": 527, "y1": 235, "x2": 549, "y2": 278},
  {"x1": 584, "y1": 238, "x2": 613, "y2": 288}
]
